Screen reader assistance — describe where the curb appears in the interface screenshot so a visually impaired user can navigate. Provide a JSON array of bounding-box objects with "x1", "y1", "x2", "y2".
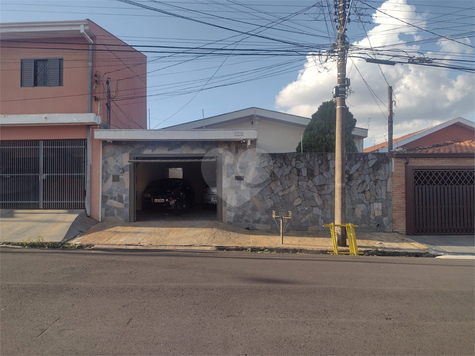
[
  {"x1": 216, "y1": 246, "x2": 437, "y2": 257},
  {"x1": 1, "y1": 242, "x2": 438, "y2": 257}
]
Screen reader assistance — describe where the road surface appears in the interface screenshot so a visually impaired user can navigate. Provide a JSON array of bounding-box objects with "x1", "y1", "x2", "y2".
[{"x1": 1, "y1": 248, "x2": 473, "y2": 355}]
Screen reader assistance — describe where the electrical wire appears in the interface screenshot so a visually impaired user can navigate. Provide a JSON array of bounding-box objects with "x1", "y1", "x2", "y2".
[
  {"x1": 359, "y1": 0, "x2": 475, "y2": 50},
  {"x1": 350, "y1": 59, "x2": 388, "y2": 121}
]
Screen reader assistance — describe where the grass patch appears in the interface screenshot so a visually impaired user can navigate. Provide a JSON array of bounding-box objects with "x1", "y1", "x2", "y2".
[
  {"x1": 216, "y1": 246, "x2": 326, "y2": 254},
  {"x1": 1, "y1": 237, "x2": 92, "y2": 249},
  {"x1": 362, "y1": 249, "x2": 436, "y2": 257}
]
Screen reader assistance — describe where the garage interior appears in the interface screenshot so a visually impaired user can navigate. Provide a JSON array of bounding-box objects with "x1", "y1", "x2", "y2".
[{"x1": 130, "y1": 155, "x2": 219, "y2": 222}]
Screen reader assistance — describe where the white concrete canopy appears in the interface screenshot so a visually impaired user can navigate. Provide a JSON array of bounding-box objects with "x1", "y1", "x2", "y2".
[
  {"x1": 94, "y1": 129, "x2": 258, "y2": 141},
  {"x1": 0, "y1": 113, "x2": 101, "y2": 126}
]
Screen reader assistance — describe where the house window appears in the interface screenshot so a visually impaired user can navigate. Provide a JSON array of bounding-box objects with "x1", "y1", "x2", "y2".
[{"x1": 21, "y1": 58, "x2": 63, "y2": 87}]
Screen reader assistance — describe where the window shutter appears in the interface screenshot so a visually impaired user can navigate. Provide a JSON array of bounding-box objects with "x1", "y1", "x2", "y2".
[
  {"x1": 21, "y1": 59, "x2": 34, "y2": 87},
  {"x1": 47, "y1": 58, "x2": 61, "y2": 87}
]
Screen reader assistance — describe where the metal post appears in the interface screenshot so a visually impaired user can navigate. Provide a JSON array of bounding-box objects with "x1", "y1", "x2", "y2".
[
  {"x1": 39, "y1": 141, "x2": 43, "y2": 209},
  {"x1": 388, "y1": 86, "x2": 393, "y2": 152},
  {"x1": 335, "y1": 0, "x2": 348, "y2": 247},
  {"x1": 280, "y1": 218, "x2": 284, "y2": 245},
  {"x1": 106, "y1": 78, "x2": 111, "y2": 129},
  {"x1": 86, "y1": 127, "x2": 92, "y2": 216}
]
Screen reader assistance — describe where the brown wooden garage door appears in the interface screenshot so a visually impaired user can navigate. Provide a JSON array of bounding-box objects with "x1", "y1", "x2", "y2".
[{"x1": 406, "y1": 167, "x2": 475, "y2": 235}]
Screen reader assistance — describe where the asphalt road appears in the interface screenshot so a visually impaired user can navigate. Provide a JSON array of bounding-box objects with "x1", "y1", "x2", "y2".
[{"x1": 1, "y1": 248, "x2": 474, "y2": 355}]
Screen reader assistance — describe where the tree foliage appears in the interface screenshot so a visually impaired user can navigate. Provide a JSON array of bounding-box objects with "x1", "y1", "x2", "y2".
[{"x1": 296, "y1": 100, "x2": 357, "y2": 153}]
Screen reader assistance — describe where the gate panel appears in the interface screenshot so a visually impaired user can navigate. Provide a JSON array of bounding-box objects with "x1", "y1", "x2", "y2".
[
  {"x1": 0, "y1": 139, "x2": 86, "y2": 210},
  {"x1": 43, "y1": 140, "x2": 87, "y2": 209},
  {"x1": 0, "y1": 140, "x2": 40, "y2": 209},
  {"x1": 412, "y1": 169, "x2": 474, "y2": 235}
]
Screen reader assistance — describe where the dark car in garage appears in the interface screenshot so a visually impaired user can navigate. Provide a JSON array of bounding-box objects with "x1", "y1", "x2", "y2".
[
  {"x1": 143, "y1": 178, "x2": 195, "y2": 213},
  {"x1": 203, "y1": 184, "x2": 218, "y2": 209}
]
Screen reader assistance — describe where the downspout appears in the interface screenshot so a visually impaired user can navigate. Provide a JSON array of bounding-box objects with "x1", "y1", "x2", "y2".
[
  {"x1": 81, "y1": 24, "x2": 94, "y2": 217},
  {"x1": 80, "y1": 24, "x2": 94, "y2": 113}
]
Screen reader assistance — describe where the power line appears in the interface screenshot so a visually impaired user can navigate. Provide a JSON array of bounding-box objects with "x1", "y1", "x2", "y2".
[
  {"x1": 359, "y1": 0, "x2": 475, "y2": 50},
  {"x1": 116, "y1": 0, "x2": 318, "y2": 50},
  {"x1": 112, "y1": 101, "x2": 145, "y2": 129},
  {"x1": 350, "y1": 59, "x2": 388, "y2": 121},
  {"x1": 354, "y1": 10, "x2": 390, "y2": 87}
]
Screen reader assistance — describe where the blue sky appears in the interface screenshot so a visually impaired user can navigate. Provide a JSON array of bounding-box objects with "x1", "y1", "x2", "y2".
[{"x1": 1, "y1": 0, "x2": 474, "y2": 148}]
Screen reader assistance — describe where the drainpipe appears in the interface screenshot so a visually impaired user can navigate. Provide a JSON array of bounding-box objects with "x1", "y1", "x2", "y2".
[
  {"x1": 80, "y1": 24, "x2": 94, "y2": 113},
  {"x1": 80, "y1": 24, "x2": 94, "y2": 217}
]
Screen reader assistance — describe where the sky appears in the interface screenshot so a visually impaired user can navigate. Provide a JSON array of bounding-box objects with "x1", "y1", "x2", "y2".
[{"x1": 1, "y1": 0, "x2": 474, "y2": 148}]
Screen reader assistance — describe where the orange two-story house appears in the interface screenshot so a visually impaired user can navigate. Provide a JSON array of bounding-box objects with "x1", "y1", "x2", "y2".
[{"x1": 0, "y1": 20, "x2": 147, "y2": 220}]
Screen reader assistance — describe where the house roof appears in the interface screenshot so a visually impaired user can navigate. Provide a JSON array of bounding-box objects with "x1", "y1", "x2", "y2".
[
  {"x1": 364, "y1": 117, "x2": 475, "y2": 152},
  {"x1": 0, "y1": 20, "x2": 94, "y2": 40},
  {"x1": 398, "y1": 140, "x2": 475, "y2": 154},
  {"x1": 363, "y1": 129, "x2": 426, "y2": 153},
  {"x1": 163, "y1": 107, "x2": 310, "y2": 129},
  {"x1": 163, "y1": 107, "x2": 368, "y2": 138}
]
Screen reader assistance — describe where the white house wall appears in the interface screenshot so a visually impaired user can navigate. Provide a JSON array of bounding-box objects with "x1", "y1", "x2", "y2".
[{"x1": 205, "y1": 118, "x2": 305, "y2": 153}]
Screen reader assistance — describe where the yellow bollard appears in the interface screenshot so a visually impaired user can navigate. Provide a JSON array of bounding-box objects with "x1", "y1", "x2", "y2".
[
  {"x1": 323, "y1": 222, "x2": 339, "y2": 255},
  {"x1": 346, "y1": 223, "x2": 359, "y2": 255},
  {"x1": 323, "y1": 223, "x2": 360, "y2": 255}
]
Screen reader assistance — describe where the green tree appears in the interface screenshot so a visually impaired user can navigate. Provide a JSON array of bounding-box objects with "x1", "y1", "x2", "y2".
[{"x1": 296, "y1": 100, "x2": 357, "y2": 153}]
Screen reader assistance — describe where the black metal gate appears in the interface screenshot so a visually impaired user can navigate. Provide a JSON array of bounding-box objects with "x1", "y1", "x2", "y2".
[
  {"x1": 407, "y1": 167, "x2": 475, "y2": 235},
  {"x1": 0, "y1": 140, "x2": 87, "y2": 209}
]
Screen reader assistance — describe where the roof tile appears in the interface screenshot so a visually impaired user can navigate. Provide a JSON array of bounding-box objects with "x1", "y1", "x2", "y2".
[{"x1": 399, "y1": 140, "x2": 475, "y2": 154}]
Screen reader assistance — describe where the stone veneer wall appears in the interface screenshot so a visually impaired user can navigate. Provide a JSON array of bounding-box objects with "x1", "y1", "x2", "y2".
[
  {"x1": 102, "y1": 141, "x2": 392, "y2": 231},
  {"x1": 223, "y1": 152, "x2": 392, "y2": 231},
  {"x1": 101, "y1": 140, "x2": 248, "y2": 221}
]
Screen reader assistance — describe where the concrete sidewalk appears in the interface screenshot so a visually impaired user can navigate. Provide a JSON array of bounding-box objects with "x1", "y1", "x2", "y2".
[
  {"x1": 0, "y1": 210, "x2": 98, "y2": 243},
  {"x1": 72, "y1": 219, "x2": 429, "y2": 254}
]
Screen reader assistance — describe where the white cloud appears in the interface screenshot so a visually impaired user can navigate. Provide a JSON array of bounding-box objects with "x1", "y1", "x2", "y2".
[{"x1": 275, "y1": 0, "x2": 475, "y2": 148}]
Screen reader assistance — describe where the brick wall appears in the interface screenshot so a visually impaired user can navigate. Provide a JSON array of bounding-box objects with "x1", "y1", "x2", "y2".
[{"x1": 392, "y1": 156, "x2": 475, "y2": 234}]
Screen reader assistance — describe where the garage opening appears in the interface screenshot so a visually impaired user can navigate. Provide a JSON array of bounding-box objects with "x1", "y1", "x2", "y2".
[{"x1": 129, "y1": 155, "x2": 219, "y2": 222}]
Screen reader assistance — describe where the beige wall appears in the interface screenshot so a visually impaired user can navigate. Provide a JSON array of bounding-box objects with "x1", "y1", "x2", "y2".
[
  {"x1": 0, "y1": 21, "x2": 147, "y2": 220},
  {"x1": 206, "y1": 117, "x2": 365, "y2": 153},
  {"x1": 209, "y1": 118, "x2": 304, "y2": 153},
  {"x1": 392, "y1": 156, "x2": 475, "y2": 234},
  {"x1": 0, "y1": 38, "x2": 90, "y2": 115},
  {"x1": 0, "y1": 124, "x2": 102, "y2": 221},
  {"x1": 90, "y1": 127, "x2": 101, "y2": 220},
  {"x1": 88, "y1": 22, "x2": 147, "y2": 130},
  {"x1": 0, "y1": 125, "x2": 87, "y2": 140},
  {"x1": 0, "y1": 22, "x2": 147, "y2": 130}
]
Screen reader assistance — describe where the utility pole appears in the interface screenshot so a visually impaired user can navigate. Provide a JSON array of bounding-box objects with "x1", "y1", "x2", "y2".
[
  {"x1": 334, "y1": 0, "x2": 348, "y2": 247},
  {"x1": 388, "y1": 86, "x2": 393, "y2": 152},
  {"x1": 106, "y1": 78, "x2": 111, "y2": 129}
]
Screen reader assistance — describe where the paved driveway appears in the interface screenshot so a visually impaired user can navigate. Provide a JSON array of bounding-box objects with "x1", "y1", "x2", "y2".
[{"x1": 409, "y1": 235, "x2": 474, "y2": 255}]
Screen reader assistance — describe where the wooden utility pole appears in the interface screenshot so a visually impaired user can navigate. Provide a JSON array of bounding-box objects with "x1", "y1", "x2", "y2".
[
  {"x1": 106, "y1": 78, "x2": 111, "y2": 129},
  {"x1": 335, "y1": 0, "x2": 348, "y2": 247},
  {"x1": 388, "y1": 86, "x2": 393, "y2": 152}
]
